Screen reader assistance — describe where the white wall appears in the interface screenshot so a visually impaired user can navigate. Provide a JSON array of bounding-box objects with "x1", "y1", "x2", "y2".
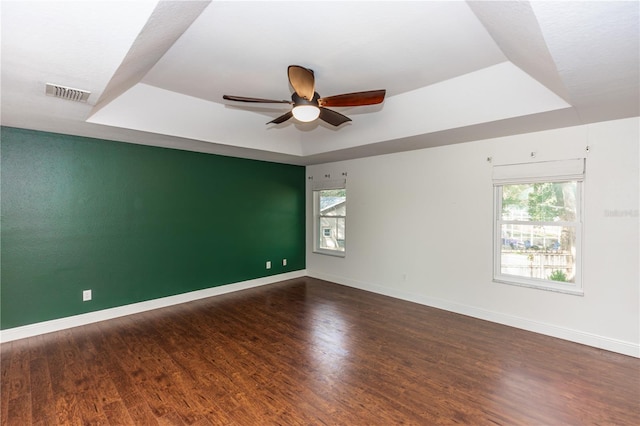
[{"x1": 306, "y1": 117, "x2": 639, "y2": 357}]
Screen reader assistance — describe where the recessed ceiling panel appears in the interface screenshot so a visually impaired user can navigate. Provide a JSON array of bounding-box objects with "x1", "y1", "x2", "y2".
[
  {"x1": 142, "y1": 1, "x2": 506, "y2": 103},
  {"x1": 530, "y1": 1, "x2": 640, "y2": 121}
]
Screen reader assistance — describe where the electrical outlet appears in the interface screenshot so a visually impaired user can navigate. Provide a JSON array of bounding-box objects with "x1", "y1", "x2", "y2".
[
  {"x1": 266, "y1": 261, "x2": 271, "y2": 269},
  {"x1": 282, "y1": 258, "x2": 287, "y2": 266},
  {"x1": 82, "y1": 289, "x2": 92, "y2": 301}
]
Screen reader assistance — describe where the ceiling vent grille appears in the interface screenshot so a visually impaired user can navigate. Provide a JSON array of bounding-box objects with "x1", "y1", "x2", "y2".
[{"x1": 45, "y1": 83, "x2": 91, "y2": 102}]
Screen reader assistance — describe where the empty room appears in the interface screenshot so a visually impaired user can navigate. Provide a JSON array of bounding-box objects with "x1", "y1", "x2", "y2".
[{"x1": 1, "y1": 1, "x2": 638, "y2": 425}]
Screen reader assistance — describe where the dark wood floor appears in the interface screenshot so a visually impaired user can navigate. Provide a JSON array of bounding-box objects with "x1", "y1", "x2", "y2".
[{"x1": 2, "y1": 277, "x2": 639, "y2": 425}]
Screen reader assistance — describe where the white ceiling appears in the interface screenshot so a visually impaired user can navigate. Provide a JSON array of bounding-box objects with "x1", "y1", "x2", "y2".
[{"x1": 2, "y1": 1, "x2": 638, "y2": 166}]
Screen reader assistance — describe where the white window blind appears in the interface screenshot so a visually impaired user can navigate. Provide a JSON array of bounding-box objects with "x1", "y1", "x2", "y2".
[
  {"x1": 493, "y1": 159, "x2": 585, "y2": 185},
  {"x1": 312, "y1": 178, "x2": 346, "y2": 191}
]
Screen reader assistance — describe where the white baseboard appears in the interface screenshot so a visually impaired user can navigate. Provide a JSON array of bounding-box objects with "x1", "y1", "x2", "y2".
[
  {"x1": 4, "y1": 269, "x2": 638, "y2": 359},
  {"x1": 0, "y1": 270, "x2": 306, "y2": 343},
  {"x1": 308, "y1": 270, "x2": 640, "y2": 358}
]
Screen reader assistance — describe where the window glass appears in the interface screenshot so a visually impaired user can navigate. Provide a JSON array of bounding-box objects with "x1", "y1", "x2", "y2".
[
  {"x1": 315, "y1": 189, "x2": 346, "y2": 255},
  {"x1": 495, "y1": 180, "x2": 582, "y2": 292},
  {"x1": 501, "y1": 182, "x2": 577, "y2": 221}
]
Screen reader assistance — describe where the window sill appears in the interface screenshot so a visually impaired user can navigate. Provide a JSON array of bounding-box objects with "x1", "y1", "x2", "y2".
[
  {"x1": 493, "y1": 277, "x2": 584, "y2": 296},
  {"x1": 313, "y1": 249, "x2": 346, "y2": 258}
]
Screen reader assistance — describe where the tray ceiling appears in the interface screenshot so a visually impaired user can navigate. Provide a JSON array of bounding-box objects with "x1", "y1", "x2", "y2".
[{"x1": 2, "y1": 1, "x2": 638, "y2": 165}]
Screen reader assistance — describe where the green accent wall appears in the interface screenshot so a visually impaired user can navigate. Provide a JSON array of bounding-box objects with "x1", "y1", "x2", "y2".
[{"x1": 1, "y1": 127, "x2": 306, "y2": 329}]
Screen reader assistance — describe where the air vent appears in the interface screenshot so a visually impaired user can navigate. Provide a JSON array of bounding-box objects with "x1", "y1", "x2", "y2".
[{"x1": 45, "y1": 83, "x2": 91, "y2": 102}]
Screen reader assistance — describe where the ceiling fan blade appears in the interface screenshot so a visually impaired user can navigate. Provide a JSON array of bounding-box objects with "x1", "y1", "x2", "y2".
[
  {"x1": 223, "y1": 95, "x2": 291, "y2": 104},
  {"x1": 288, "y1": 65, "x2": 315, "y2": 100},
  {"x1": 319, "y1": 108, "x2": 352, "y2": 127},
  {"x1": 318, "y1": 89, "x2": 386, "y2": 107},
  {"x1": 267, "y1": 111, "x2": 293, "y2": 125}
]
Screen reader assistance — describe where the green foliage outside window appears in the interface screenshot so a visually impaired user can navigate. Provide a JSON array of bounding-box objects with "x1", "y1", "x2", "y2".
[
  {"x1": 549, "y1": 270, "x2": 568, "y2": 282},
  {"x1": 502, "y1": 182, "x2": 576, "y2": 222}
]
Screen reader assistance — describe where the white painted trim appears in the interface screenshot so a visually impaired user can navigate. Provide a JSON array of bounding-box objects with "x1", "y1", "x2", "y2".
[
  {"x1": 308, "y1": 270, "x2": 640, "y2": 358},
  {"x1": 0, "y1": 270, "x2": 306, "y2": 343}
]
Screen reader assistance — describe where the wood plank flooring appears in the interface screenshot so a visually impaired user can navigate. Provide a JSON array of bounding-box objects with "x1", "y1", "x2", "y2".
[{"x1": 1, "y1": 277, "x2": 639, "y2": 425}]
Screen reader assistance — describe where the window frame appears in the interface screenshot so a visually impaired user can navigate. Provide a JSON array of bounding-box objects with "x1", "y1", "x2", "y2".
[
  {"x1": 313, "y1": 184, "x2": 347, "y2": 257},
  {"x1": 493, "y1": 166, "x2": 584, "y2": 295}
]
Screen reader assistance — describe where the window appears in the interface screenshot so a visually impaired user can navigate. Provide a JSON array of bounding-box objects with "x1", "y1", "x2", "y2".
[
  {"x1": 313, "y1": 180, "x2": 346, "y2": 256},
  {"x1": 493, "y1": 159, "x2": 584, "y2": 294}
]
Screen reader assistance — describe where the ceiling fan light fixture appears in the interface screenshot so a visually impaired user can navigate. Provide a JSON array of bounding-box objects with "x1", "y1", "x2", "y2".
[{"x1": 292, "y1": 105, "x2": 320, "y2": 122}]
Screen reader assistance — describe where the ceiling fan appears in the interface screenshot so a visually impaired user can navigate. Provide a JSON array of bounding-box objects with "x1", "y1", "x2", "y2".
[{"x1": 223, "y1": 65, "x2": 386, "y2": 126}]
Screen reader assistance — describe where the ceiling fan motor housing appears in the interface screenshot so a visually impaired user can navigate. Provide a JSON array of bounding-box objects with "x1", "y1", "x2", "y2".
[{"x1": 292, "y1": 92, "x2": 320, "y2": 107}]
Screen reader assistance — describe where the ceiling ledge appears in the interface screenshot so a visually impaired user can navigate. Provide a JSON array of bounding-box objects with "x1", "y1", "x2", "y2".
[
  {"x1": 91, "y1": 1, "x2": 211, "y2": 116},
  {"x1": 300, "y1": 107, "x2": 582, "y2": 165}
]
